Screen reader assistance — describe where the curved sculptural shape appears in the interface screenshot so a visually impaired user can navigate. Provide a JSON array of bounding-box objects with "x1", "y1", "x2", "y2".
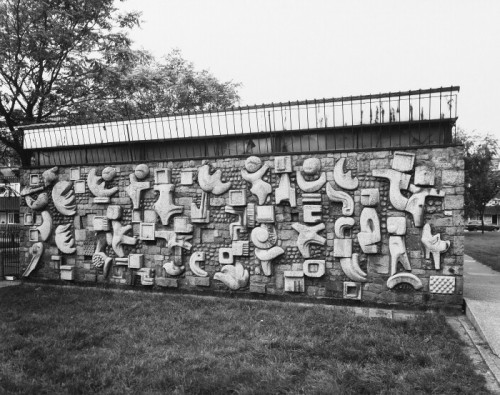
[
  {"x1": 241, "y1": 159, "x2": 272, "y2": 205},
  {"x1": 296, "y1": 171, "x2": 326, "y2": 193},
  {"x1": 214, "y1": 261, "x2": 249, "y2": 290},
  {"x1": 372, "y1": 168, "x2": 410, "y2": 211},
  {"x1": 292, "y1": 222, "x2": 326, "y2": 258},
  {"x1": 52, "y1": 181, "x2": 76, "y2": 216},
  {"x1": 198, "y1": 164, "x2": 232, "y2": 195},
  {"x1": 163, "y1": 260, "x2": 185, "y2": 276},
  {"x1": 255, "y1": 246, "x2": 284, "y2": 276},
  {"x1": 357, "y1": 208, "x2": 381, "y2": 254},
  {"x1": 111, "y1": 220, "x2": 137, "y2": 257},
  {"x1": 387, "y1": 272, "x2": 423, "y2": 290},
  {"x1": 421, "y1": 223, "x2": 450, "y2": 270},
  {"x1": 340, "y1": 253, "x2": 367, "y2": 282},
  {"x1": 389, "y1": 235, "x2": 411, "y2": 276},
  {"x1": 154, "y1": 183, "x2": 183, "y2": 226},
  {"x1": 25, "y1": 191, "x2": 49, "y2": 211},
  {"x1": 334, "y1": 217, "x2": 355, "y2": 238},
  {"x1": 405, "y1": 185, "x2": 446, "y2": 227},
  {"x1": 42, "y1": 166, "x2": 59, "y2": 186},
  {"x1": 189, "y1": 251, "x2": 207, "y2": 277},
  {"x1": 55, "y1": 223, "x2": 76, "y2": 254},
  {"x1": 326, "y1": 183, "x2": 354, "y2": 216},
  {"x1": 126, "y1": 172, "x2": 151, "y2": 210},
  {"x1": 22, "y1": 242, "x2": 44, "y2": 278},
  {"x1": 333, "y1": 158, "x2": 358, "y2": 190},
  {"x1": 87, "y1": 168, "x2": 118, "y2": 198},
  {"x1": 250, "y1": 225, "x2": 278, "y2": 249},
  {"x1": 36, "y1": 211, "x2": 53, "y2": 242}
]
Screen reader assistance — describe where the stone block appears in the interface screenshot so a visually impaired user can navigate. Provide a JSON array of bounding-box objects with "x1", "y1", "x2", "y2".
[
  {"x1": 139, "y1": 223, "x2": 155, "y2": 240},
  {"x1": 368, "y1": 255, "x2": 389, "y2": 274},
  {"x1": 228, "y1": 190, "x2": 247, "y2": 207},
  {"x1": 180, "y1": 170, "x2": 194, "y2": 185},
  {"x1": 74, "y1": 180, "x2": 86, "y2": 194},
  {"x1": 391, "y1": 152, "x2": 415, "y2": 172},
  {"x1": 274, "y1": 156, "x2": 292, "y2": 173},
  {"x1": 303, "y1": 205, "x2": 322, "y2": 224},
  {"x1": 441, "y1": 169, "x2": 464, "y2": 186},
  {"x1": 283, "y1": 271, "x2": 304, "y2": 293},
  {"x1": 303, "y1": 260, "x2": 325, "y2": 277},
  {"x1": 444, "y1": 195, "x2": 464, "y2": 210},
  {"x1": 144, "y1": 210, "x2": 157, "y2": 223},
  {"x1": 156, "y1": 277, "x2": 178, "y2": 288},
  {"x1": 187, "y1": 276, "x2": 210, "y2": 287},
  {"x1": 93, "y1": 216, "x2": 110, "y2": 232},
  {"x1": 414, "y1": 165, "x2": 435, "y2": 186},
  {"x1": 256, "y1": 205, "x2": 275, "y2": 223},
  {"x1": 219, "y1": 247, "x2": 233, "y2": 264},
  {"x1": 250, "y1": 283, "x2": 267, "y2": 294},
  {"x1": 74, "y1": 229, "x2": 87, "y2": 242},
  {"x1": 360, "y1": 188, "x2": 379, "y2": 207},
  {"x1": 429, "y1": 276, "x2": 455, "y2": 294},
  {"x1": 129, "y1": 254, "x2": 144, "y2": 269},
  {"x1": 343, "y1": 281, "x2": 362, "y2": 300},
  {"x1": 333, "y1": 239, "x2": 352, "y2": 258}
]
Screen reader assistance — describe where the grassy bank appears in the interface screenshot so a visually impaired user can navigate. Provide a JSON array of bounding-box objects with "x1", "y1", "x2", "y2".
[
  {"x1": 0, "y1": 285, "x2": 488, "y2": 394},
  {"x1": 465, "y1": 231, "x2": 500, "y2": 272}
]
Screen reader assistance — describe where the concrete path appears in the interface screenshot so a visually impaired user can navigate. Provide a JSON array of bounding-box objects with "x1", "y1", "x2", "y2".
[
  {"x1": 0, "y1": 280, "x2": 21, "y2": 288},
  {"x1": 464, "y1": 255, "x2": 500, "y2": 358}
]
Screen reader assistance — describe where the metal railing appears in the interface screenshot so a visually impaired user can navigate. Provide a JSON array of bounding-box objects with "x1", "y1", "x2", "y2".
[{"x1": 22, "y1": 87, "x2": 459, "y2": 150}]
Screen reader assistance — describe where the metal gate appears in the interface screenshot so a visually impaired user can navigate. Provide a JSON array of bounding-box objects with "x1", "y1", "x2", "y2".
[{"x1": 0, "y1": 224, "x2": 21, "y2": 277}]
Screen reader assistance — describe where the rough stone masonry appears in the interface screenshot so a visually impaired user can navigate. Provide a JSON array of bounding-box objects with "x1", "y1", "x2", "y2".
[{"x1": 20, "y1": 146, "x2": 464, "y2": 309}]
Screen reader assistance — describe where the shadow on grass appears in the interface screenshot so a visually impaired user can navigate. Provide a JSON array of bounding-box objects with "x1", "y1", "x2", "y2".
[
  {"x1": 465, "y1": 231, "x2": 500, "y2": 272},
  {"x1": 0, "y1": 285, "x2": 489, "y2": 394}
]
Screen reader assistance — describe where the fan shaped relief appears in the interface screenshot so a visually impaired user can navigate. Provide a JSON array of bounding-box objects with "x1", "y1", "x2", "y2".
[
  {"x1": 52, "y1": 181, "x2": 76, "y2": 216},
  {"x1": 55, "y1": 223, "x2": 76, "y2": 254}
]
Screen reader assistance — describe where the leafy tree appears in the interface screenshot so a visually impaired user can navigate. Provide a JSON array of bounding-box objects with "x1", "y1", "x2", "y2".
[
  {"x1": 0, "y1": 0, "x2": 143, "y2": 166},
  {"x1": 461, "y1": 130, "x2": 500, "y2": 233},
  {"x1": 0, "y1": 0, "x2": 240, "y2": 166},
  {"x1": 69, "y1": 49, "x2": 241, "y2": 121}
]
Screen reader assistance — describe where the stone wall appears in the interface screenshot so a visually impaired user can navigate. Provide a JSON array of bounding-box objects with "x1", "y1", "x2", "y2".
[{"x1": 20, "y1": 146, "x2": 464, "y2": 309}]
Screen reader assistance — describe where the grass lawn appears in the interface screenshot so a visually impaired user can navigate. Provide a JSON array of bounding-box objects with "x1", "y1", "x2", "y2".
[
  {"x1": 0, "y1": 285, "x2": 488, "y2": 394},
  {"x1": 465, "y1": 231, "x2": 500, "y2": 272}
]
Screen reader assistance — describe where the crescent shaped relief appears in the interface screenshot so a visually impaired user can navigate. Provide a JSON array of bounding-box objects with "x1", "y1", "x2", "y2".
[
  {"x1": 36, "y1": 210, "x2": 53, "y2": 242},
  {"x1": 386, "y1": 272, "x2": 423, "y2": 290},
  {"x1": 333, "y1": 158, "x2": 359, "y2": 190},
  {"x1": 55, "y1": 224, "x2": 76, "y2": 254},
  {"x1": 340, "y1": 254, "x2": 367, "y2": 283},
  {"x1": 189, "y1": 251, "x2": 207, "y2": 277},
  {"x1": 87, "y1": 168, "x2": 119, "y2": 198},
  {"x1": 52, "y1": 181, "x2": 76, "y2": 216}
]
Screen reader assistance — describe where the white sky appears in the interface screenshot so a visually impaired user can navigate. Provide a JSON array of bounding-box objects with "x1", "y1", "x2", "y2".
[{"x1": 119, "y1": 0, "x2": 500, "y2": 138}]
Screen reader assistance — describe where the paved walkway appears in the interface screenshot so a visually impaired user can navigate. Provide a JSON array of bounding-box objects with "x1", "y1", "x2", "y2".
[{"x1": 464, "y1": 255, "x2": 500, "y2": 357}]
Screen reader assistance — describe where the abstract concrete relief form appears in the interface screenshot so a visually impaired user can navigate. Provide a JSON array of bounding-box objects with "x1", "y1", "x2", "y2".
[
  {"x1": 21, "y1": 147, "x2": 460, "y2": 308},
  {"x1": 241, "y1": 156, "x2": 272, "y2": 204}
]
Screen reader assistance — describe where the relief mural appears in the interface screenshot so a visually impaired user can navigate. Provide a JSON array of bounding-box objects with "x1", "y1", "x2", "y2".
[{"x1": 20, "y1": 149, "x2": 464, "y2": 307}]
